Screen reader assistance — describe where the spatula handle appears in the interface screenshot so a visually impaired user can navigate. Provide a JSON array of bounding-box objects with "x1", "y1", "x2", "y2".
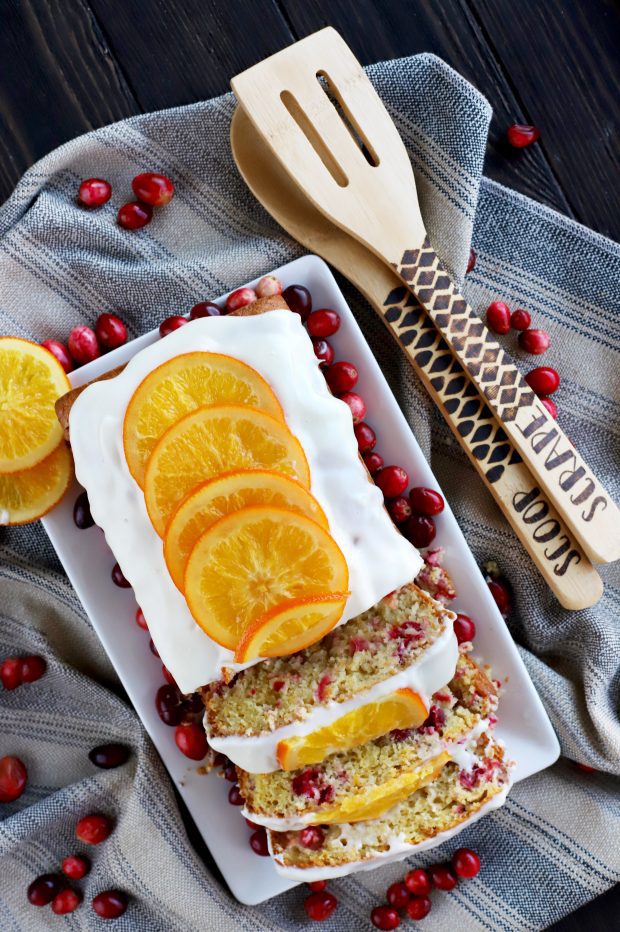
[{"x1": 394, "y1": 237, "x2": 620, "y2": 566}]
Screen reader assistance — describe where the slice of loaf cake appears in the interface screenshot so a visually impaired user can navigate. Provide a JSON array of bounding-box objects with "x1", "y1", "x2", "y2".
[
  {"x1": 237, "y1": 654, "x2": 497, "y2": 829},
  {"x1": 204, "y1": 583, "x2": 458, "y2": 772}
]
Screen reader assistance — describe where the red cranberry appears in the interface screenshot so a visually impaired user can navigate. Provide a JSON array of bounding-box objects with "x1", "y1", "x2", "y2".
[
  {"x1": 466, "y1": 247, "x2": 476, "y2": 273},
  {"x1": 68, "y1": 326, "x2": 100, "y2": 365},
  {"x1": 510, "y1": 308, "x2": 531, "y2": 331},
  {"x1": 223, "y1": 764, "x2": 238, "y2": 782},
  {"x1": 575, "y1": 762, "x2": 596, "y2": 773},
  {"x1": 245, "y1": 818, "x2": 260, "y2": 829},
  {"x1": 524, "y1": 366, "x2": 560, "y2": 395},
  {"x1": 118, "y1": 201, "x2": 152, "y2": 230},
  {"x1": 78, "y1": 178, "x2": 112, "y2": 208},
  {"x1": 73, "y1": 491, "x2": 94, "y2": 529},
  {"x1": 135, "y1": 607, "x2": 148, "y2": 630},
  {"x1": 371, "y1": 905, "x2": 400, "y2": 929},
  {"x1": 304, "y1": 891, "x2": 338, "y2": 921},
  {"x1": 312, "y1": 338, "x2": 334, "y2": 367},
  {"x1": 76, "y1": 814, "x2": 113, "y2": 845},
  {"x1": 404, "y1": 868, "x2": 431, "y2": 896},
  {"x1": 406, "y1": 896, "x2": 432, "y2": 920},
  {"x1": 452, "y1": 847, "x2": 481, "y2": 878},
  {"x1": 228, "y1": 784, "x2": 244, "y2": 805},
  {"x1": 486, "y1": 301, "x2": 511, "y2": 335},
  {"x1": 387, "y1": 496, "x2": 412, "y2": 525},
  {"x1": 0, "y1": 755, "x2": 27, "y2": 801},
  {"x1": 256, "y1": 275, "x2": 282, "y2": 298},
  {"x1": 20, "y1": 655, "x2": 46, "y2": 683},
  {"x1": 41, "y1": 339, "x2": 73, "y2": 373},
  {"x1": 282, "y1": 284, "x2": 312, "y2": 321},
  {"x1": 487, "y1": 578, "x2": 510, "y2": 617},
  {"x1": 325, "y1": 360, "x2": 358, "y2": 394},
  {"x1": 159, "y1": 315, "x2": 188, "y2": 337},
  {"x1": 149, "y1": 638, "x2": 159, "y2": 657},
  {"x1": 226, "y1": 287, "x2": 256, "y2": 312},
  {"x1": 111, "y1": 562, "x2": 130, "y2": 588},
  {"x1": 249, "y1": 828, "x2": 269, "y2": 856},
  {"x1": 403, "y1": 515, "x2": 436, "y2": 548},
  {"x1": 174, "y1": 723, "x2": 208, "y2": 760},
  {"x1": 518, "y1": 328, "x2": 550, "y2": 355},
  {"x1": 306, "y1": 309, "x2": 340, "y2": 338},
  {"x1": 131, "y1": 172, "x2": 174, "y2": 207},
  {"x1": 181, "y1": 692, "x2": 203, "y2": 721},
  {"x1": 308, "y1": 880, "x2": 327, "y2": 892},
  {"x1": 340, "y1": 391, "x2": 366, "y2": 423},
  {"x1": 317, "y1": 674, "x2": 332, "y2": 701},
  {"x1": 155, "y1": 684, "x2": 184, "y2": 726},
  {"x1": 354, "y1": 421, "x2": 376, "y2": 452},
  {"x1": 27, "y1": 873, "x2": 64, "y2": 906},
  {"x1": 454, "y1": 612, "x2": 476, "y2": 644},
  {"x1": 88, "y1": 743, "x2": 130, "y2": 769},
  {"x1": 429, "y1": 863, "x2": 457, "y2": 891},
  {"x1": 386, "y1": 881, "x2": 410, "y2": 909},
  {"x1": 95, "y1": 313, "x2": 127, "y2": 351},
  {"x1": 375, "y1": 465, "x2": 409, "y2": 499},
  {"x1": 61, "y1": 855, "x2": 90, "y2": 880},
  {"x1": 300, "y1": 826, "x2": 325, "y2": 850},
  {"x1": 507, "y1": 123, "x2": 540, "y2": 147},
  {"x1": 92, "y1": 890, "x2": 128, "y2": 919},
  {"x1": 540, "y1": 397, "x2": 558, "y2": 419},
  {"x1": 161, "y1": 665, "x2": 177, "y2": 686},
  {"x1": 52, "y1": 889, "x2": 82, "y2": 914},
  {"x1": 190, "y1": 301, "x2": 221, "y2": 319},
  {"x1": 409, "y1": 487, "x2": 445, "y2": 517},
  {"x1": 363, "y1": 451, "x2": 384, "y2": 475},
  {"x1": 1, "y1": 657, "x2": 23, "y2": 690}
]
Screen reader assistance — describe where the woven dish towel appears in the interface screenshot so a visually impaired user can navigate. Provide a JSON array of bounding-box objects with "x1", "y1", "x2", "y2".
[{"x1": 1, "y1": 54, "x2": 619, "y2": 931}]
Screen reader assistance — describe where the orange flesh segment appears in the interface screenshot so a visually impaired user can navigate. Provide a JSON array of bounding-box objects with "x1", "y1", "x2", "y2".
[
  {"x1": 0, "y1": 442, "x2": 73, "y2": 524},
  {"x1": 234, "y1": 594, "x2": 348, "y2": 663}
]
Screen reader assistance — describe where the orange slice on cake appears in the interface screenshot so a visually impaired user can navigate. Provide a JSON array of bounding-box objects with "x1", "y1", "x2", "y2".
[
  {"x1": 123, "y1": 352, "x2": 285, "y2": 487},
  {"x1": 276, "y1": 689, "x2": 429, "y2": 771},
  {"x1": 164, "y1": 469, "x2": 328, "y2": 592},
  {"x1": 144, "y1": 405, "x2": 310, "y2": 536},
  {"x1": 184, "y1": 506, "x2": 348, "y2": 650},
  {"x1": 234, "y1": 594, "x2": 348, "y2": 663},
  {"x1": 0, "y1": 442, "x2": 73, "y2": 525}
]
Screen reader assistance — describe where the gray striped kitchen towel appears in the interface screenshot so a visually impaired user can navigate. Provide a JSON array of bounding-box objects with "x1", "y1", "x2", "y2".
[{"x1": 1, "y1": 53, "x2": 619, "y2": 931}]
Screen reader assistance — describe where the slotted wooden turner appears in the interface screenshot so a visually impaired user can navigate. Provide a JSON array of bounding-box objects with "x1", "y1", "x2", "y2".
[{"x1": 231, "y1": 27, "x2": 620, "y2": 566}]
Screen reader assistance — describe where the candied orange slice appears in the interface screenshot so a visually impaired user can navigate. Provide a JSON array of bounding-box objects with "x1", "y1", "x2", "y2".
[
  {"x1": 184, "y1": 506, "x2": 348, "y2": 650},
  {"x1": 164, "y1": 470, "x2": 328, "y2": 592},
  {"x1": 144, "y1": 405, "x2": 310, "y2": 536},
  {"x1": 0, "y1": 337, "x2": 70, "y2": 473},
  {"x1": 234, "y1": 594, "x2": 347, "y2": 663},
  {"x1": 0, "y1": 442, "x2": 72, "y2": 525},
  {"x1": 276, "y1": 689, "x2": 429, "y2": 771},
  {"x1": 123, "y1": 352, "x2": 284, "y2": 487}
]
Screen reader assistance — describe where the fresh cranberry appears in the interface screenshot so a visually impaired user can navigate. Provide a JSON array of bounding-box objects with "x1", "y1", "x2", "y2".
[
  {"x1": 304, "y1": 891, "x2": 338, "y2": 921},
  {"x1": 308, "y1": 880, "x2": 327, "y2": 892},
  {"x1": 20, "y1": 656, "x2": 46, "y2": 683},
  {"x1": 487, "y1": 578, "x2": 510, "y2": 617},
  {"x1": 339, "y1": 391, "x2": 366, "y2": 423},
  {"x1": 518, "y1": 328, "x2": 550, "y2": 355},
  {"x1": 510, "y1": 308, "x2": 531, "y2": 331},
  {"x1": 0, "y1": 755, "x2": 27, "y2": 801},
  {"x1": 363, "y1": 452, "x2": 384, "y2": 475},
  {"x1": 300, "y1": 826, "x2": 325, "y2": 850},
  {"x1": 249, "y1": 828, "x2": 269, "y2": 856},
  {"x1": 325, "y1": 360, "x2": 358, "y2": 394},
  {"x1": 223, "y1": 764, "x2": 238, "y2": 782},
  {"x1": 575, "y1": 762, "x2": 596, "y2": 773},
  {"x1": 41, "y1": 339, "x2": 73, "y2": 373},
  {"x1": 92, "y1": 890, "x2": 128, "y2": 919},
  {"x1": 1, "y1": 657, "x2": 23, "y2": 690},
  {"x1": 306, "y1": 309, "x2": 340, "y2": 338},
  {"x1": 88, "y1": 743, "x2": 130, "y2": 769},
  {"x1": 182, "y1": 692, "x2": 204, "y2": 721},
  {"x1": 76, "y1": 814, "x2": 113, "y2": 845},
  {"x1": 95, "y1": 313, "x2": 127, "y2": 351},
  {"x1": 428, "y1": 863, "x2": 457, "y2": 891},
  {"x1": 73, "y1": 491, "x2": 94, "y2": 529},
  {"x1": 403, "y1": 515, "x2": 436, "y2": 548},
  {"x1": 452, "y1": 847, "x2": 481, "y2": 878},
  {"x1": 61, "y1": 855, "x2": 90, "y2": 880},
  {"x1": 255, "y1": 275, "x2": 282, "y2": 298},
  {"x1": 118, "y1": 201, "x2": 152, "y2": 230},
  {"x1": 466, "y1": 247, "x2": 476, "y2": 273},
  {"x1": 226, "y1": 287, "x2": 256, "y2": 312},
  {"x1": 507, "y1": 123, "x2": 540, "y2": 147},
  {"x1": 371, "y1": 905, "x2": 401, "y2": 929},
  {"x1": 374, "y1": 465, "x2": 408, "y2": 499},
  {"x1": 386, "y1": 881, "x2": 410, "y2": 909},
  {"x1": 190, "y1": 301, "x2": 221, "y2": 319},
  {"x1": 282, "y1": 284, "x2": 312, "y2": 321},
  {"x1": 409, "y1": 487, "x2": 445, "y2": 517},
  {"x1": 135, "y1": 607, "x2": 148, "y2": 630},
  {"x1": 175, "y1": 723, "x2": 208, "y2": 760},
  {"x1": 406, "y1": 896, "x2": 432, "y2": 920},
  {"x1": 228, "y1": 784, "x2": 244, "y2": 805},
  {"x1": 453, "y1": 612, "x2": 476, "y2": 644},
  {"x1": 404, "y1": 868, "x2": 431, "y2": 896},
  {"x1": 387, "y1": 496, "x2": 412, "y2": 525},
  {"x1": 27, "y1": 873, "x2": 64, "y2": 906},
  {"x1": 161, "y1": 665, "x2": 177, "y2": 686},
  {"x1": 149, "y1": 638, "x2": 159, "y2": 657},
  {"x1": 111, "y1": 562, "x2": 130, "y2": 588},
  {"x1": 540, "y1": 397, "x2": 558, "y2": 419},
  {"x1": 78, "y1": 178, "x2": 112, "y2": 208},
  {"x1": 245, "y1": 818, "x2": 260, "y2": 829},
  {"x1": 155, "y1": 684, "x2": 184, "y2": 726},
  {"x1": 52, "y1": 889, "x2": 82, "y2": 914},
  {"x1": 131, "y1": 172, "x2": 174, "y2": 207},
  {"x1": 486, "y1": 301, "x2": 511, "y2": 335},
  {"x1": 68, "y1": 326, "x2": 100, "y2": 365},
  {"x1": 312, "y1": 338, "x2": 334, "y2": 367},
  {"x1": 354, "y1": 421, "x2": 376, "y2": 452},
  {"x1": 524, "y1": 366, "x2": 560, "y2": 395},
  {"x1": 159, "y1": 315, "x2": 188, "y2": 337}
]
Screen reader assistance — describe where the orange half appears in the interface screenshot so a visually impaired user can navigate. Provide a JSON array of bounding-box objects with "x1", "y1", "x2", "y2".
[
  {"x1": 0, "y1": 442, "x2": 73, "y2": 525},
  {"x1": 234, "y1": 594, "x2": 348, "y2": 663}
]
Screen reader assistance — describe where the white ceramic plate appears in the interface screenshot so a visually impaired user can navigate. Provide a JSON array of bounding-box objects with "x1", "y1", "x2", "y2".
[{"x1": 42, "y1": 254, "x2": 559, "y2": 905}]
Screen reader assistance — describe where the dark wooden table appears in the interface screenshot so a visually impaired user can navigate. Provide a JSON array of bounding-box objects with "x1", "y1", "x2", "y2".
[{"x1": 2, "y1": 1, "x2": 618, "y2": 928}]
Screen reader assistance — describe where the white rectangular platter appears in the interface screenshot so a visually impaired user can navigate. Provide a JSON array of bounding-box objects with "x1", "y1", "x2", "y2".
[{"x1": 42, "y1": 253, "x2": 559, "y2": 905}]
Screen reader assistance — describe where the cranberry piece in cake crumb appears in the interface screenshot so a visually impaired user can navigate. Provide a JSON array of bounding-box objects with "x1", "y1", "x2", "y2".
[
  {"x1": 371, "y1": 905, "x2": 401, "y2": 929},
  {"x1": 452, "y1": 847, "x2": 481, "y2": 878},
  {"x1": 316, "y1": 674, "x2": 332, "y2": 701},
  {"x1": 304, "y1": 890, "x2": 338, "y2": 921},
  {"x1": 300, "y1": 826, "x2": 325, "y2": 850}
]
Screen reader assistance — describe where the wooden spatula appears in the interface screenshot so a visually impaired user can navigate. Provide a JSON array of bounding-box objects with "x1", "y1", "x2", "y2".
[{"x1": 231, "y1": 27, "x2": 620, "y2": 567}]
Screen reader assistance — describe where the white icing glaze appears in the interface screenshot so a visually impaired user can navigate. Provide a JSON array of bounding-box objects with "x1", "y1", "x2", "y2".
[
  {"x1": 207, "y1": 619, "x2": 458, "y2": 772},
  {"x1": 69, "y1": 311, "x2": 423, "y2": 693},
  {"x1": 0, "y1": 508, "x2": 10, "y2": 525}
]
